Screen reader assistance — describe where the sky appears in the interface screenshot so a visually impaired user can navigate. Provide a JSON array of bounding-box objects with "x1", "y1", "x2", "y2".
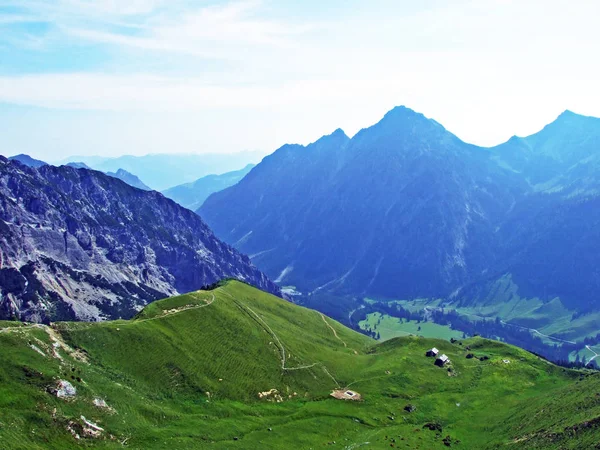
[{"x1": 1, "y1": 0, "x2": 600, "y2": 161}]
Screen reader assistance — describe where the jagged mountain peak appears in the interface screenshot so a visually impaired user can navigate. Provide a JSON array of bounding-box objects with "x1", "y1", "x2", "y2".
[
  {"x1": 543, "y1": 109, "x2": 600, "y2": 130},
  {"x1": 312, "y1": 127, "x2": 350, "y2": 148},
  {"x1": 350, "y1": 105, "x2": 452, "y2": 144},
  {"x1": 346, "y1": 106, "x2": 462, "y2": 157},
  {"x1": 380, "y1": 105, "x2": 442, "y2": 127},
  {"x1": 519, "y1": 109, "x2": 600, "y2": 163},
  {"x1": 556, "y1": 109, "x2": 594, "y2": 120}
]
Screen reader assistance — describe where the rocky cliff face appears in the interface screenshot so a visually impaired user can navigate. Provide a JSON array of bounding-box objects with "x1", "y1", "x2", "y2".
[{"x1": 0, "y1": 156, "x2": 279, "y2": 322}]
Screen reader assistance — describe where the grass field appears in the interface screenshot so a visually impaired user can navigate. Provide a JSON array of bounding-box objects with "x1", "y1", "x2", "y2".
[
  {"x1": 359, "y1": 312, "x2": 465, "y2": 341},
  {"x1": 1, "y1": 280, "x2": 600, "y2": 449}
]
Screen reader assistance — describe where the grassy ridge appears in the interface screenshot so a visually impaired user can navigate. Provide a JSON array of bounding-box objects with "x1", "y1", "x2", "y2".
[{"x1": 1, "y1": 281, "x2": 600, "y2": 449}]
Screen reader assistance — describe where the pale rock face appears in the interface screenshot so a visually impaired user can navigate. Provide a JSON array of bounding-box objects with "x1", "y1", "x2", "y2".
[
  {"x1": 0, "y1": 157, "x2": 280, "y2": 322},
  {"x1": 56, "y1": 380, "x2": 77, "y2": 398}
]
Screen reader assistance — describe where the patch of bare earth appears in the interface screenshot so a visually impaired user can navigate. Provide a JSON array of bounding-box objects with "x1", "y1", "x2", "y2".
[{"x1": 331, "y1": 389, "x2": 362, "y2": 401}]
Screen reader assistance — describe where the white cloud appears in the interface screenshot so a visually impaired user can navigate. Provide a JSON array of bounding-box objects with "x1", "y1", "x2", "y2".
[
  {"x1": 1, "y1": 66, "x2": 597, "y2": 148},
  {"x1": 1, "y1": 0, "x2": 600, "y2": 156}
]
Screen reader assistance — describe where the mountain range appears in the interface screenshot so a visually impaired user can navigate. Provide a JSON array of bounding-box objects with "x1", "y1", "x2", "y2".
[
  {"x1": 11, "y1": 157, "x2": 154, "y2": 192},
  {"x1": 162, "y1": 164, "x2": 255, "y2": 210},
  {"x1": 0, "y1": 156, "x2": 278, "y2": 322},
  {"x1": 200, "y1": 107, "x2": 600, "y2": 342},
  {"x1": 58, "y1": 151, "x2": 265, "y2": 191}
]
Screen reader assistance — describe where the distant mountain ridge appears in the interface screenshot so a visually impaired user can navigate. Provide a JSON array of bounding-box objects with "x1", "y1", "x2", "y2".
[
  {"x1": 0, "y1": 156, "x2": 279, "y2": 322},
  {"x1": 7, "y1": 156, "x2": 153, "y2": 192},
  {"x1": 106, "y1": 168, "x2": 152, "y2": 191},
  {"x1": 65, "y1": 162, "x2": 91, "y2": 169},
  {"x1": 200, "y1": 106, "x2": 600, "y2": 341},
  {"x1": 9, "y1": 154, "x2": 47, "y2": 168},
  {"x1": 163, "y1": 164, "x2": 255, "y2": 210},
  {"x1": 58, "y1": 151, "x2": 265, "y2": 191}
]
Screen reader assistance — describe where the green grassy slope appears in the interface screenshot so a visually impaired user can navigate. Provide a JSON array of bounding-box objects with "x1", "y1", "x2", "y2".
[{"x1": 1, "y1": 280, "x2": 600, "y2": 449}]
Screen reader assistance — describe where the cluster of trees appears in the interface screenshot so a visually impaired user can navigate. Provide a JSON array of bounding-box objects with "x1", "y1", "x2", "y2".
[
  {"x1": 350, "y1": 301, "x2": 423, "y2": 325},
  {"x1": 362, "y1": 327, "x2": 381, "y2": 340}
]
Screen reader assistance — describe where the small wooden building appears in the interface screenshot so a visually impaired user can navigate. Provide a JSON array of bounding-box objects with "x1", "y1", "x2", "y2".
[
  {"x1": 435, "y1": 354, "x2": 449, "y2": 367},
  {"x1": 426, "y1": 347, "x2": 439, "y2": 357}
]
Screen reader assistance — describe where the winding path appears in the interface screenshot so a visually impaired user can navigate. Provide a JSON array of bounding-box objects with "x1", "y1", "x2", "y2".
[
  {"x1": 319, "y1": 313, "x2": 347, "y2": 347},
  {"x1": 133, "y1": 293, "x2": 216, "y2": 324},
  {"x1": 225, "y1": 291, "x2": 338, "y2": 378}
]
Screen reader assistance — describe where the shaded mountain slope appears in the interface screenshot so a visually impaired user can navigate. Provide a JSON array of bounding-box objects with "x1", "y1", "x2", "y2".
[
  {"x1": 200, "y1": 107, "x2": 600, "y2": 342},
  {"x1": 451, "y1": 111, "x2": 600, "y2": 332},
  {"x1": 0, "y1": 157, "x2": 279, "y2": 322},
  {"x1": 1, "y1": 281, "x2": 599, "y2": 449},
  {"x1": 201, "y1": 107, "x2": 526, "y2": 299}
]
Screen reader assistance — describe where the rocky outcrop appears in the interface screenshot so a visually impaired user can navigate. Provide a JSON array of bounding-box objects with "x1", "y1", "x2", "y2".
[{"x1": 0, "y1": 156, "x2": 279, "y2": 322}]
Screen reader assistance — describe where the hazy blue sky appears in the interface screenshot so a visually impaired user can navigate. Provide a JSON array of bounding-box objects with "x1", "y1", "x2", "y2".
[{"x1": 1, "y1": 0, "x2": 599, "y2": 160}]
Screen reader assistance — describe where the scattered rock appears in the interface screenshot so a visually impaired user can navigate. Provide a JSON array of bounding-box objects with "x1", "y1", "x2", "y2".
[
  {"x1": 29, "y1": 344, "x2": 46, "y2": 357},
  {"x1": 93, "y1": 398, "x2": 115, "y2": 413},
  {"x1": 258, "y1": 389, "x2": 284, "y2": 402},
  {"x1": 53, "y1": 380, "x2": 76, "y2": 399},
  {"x1": 81, "y1": 415, "x2": 104, "y2": 434}
]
